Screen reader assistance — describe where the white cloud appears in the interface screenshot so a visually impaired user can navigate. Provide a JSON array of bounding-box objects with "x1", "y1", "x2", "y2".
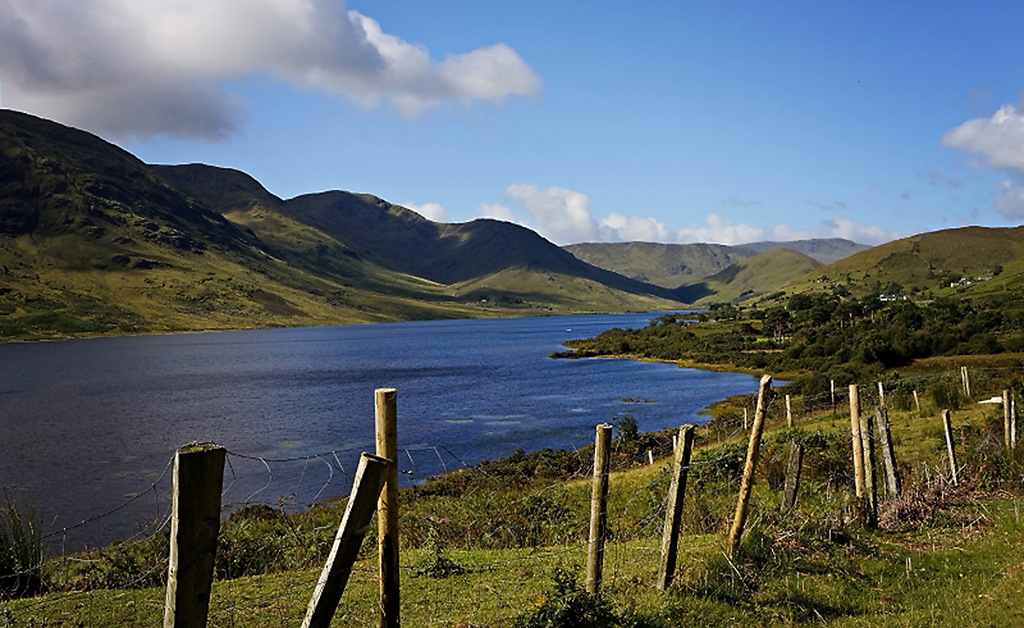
[
  {"x1": 676, "y1": 214, "x2": 765, "y2": 245},
  {"x1": 942, "y1": 104, "x2": 1024, "y2": 173},
  {"x1": 995, "y1": 181, "x2": 1024, "y2": 219},
  {"x1": 0, "y1": 0, "x2": 541, "y2": 140},
  {"x1": 504, "y1": 184, "x2": 600, "y2": 244},
  {"x1": 476, "y1": 203, "x2": 525, "y2": 225},
  {"x1": 598, "y1": 212, "x2": 672, "y2": 242},
  {"x1": 822, "y1": 217, "x2": 899, "y2": 245},
  {"x1": 405, "y1": 202, "x2": 449, "y2": 222}
]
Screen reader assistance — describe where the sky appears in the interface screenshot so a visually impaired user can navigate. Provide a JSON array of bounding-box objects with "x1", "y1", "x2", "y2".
[{"x1": 3, "y1": 1, "x2": 1024, "y2": 247}]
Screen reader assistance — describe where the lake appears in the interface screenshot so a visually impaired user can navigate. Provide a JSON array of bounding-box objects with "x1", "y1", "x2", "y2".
[{"x1": 0, "y1": 312, "x2": 763, "y2": 547}]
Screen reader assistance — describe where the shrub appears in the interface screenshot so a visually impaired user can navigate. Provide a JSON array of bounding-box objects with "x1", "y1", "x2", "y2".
[{"x1": 0, "y1": 492, "x2": 45, "y2": 598}]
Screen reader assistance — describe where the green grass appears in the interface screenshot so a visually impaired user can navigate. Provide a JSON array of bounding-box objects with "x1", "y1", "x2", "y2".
[{"x1": 6, "y1": 381, "x2": 1024, "y2": 626}]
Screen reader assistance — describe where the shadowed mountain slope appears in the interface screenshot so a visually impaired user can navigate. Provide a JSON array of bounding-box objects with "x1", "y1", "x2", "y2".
[
  {"x1": 675, "y1": 248, "x2": 821, "y2": 304},
  {"x1": 0, "y1": 111, "x2": 682, "y2": 339}
]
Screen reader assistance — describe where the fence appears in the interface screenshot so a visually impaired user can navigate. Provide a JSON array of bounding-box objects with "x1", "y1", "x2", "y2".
[{"x1": 2, "y1": 366, "x2": 1022, "y2": 626}]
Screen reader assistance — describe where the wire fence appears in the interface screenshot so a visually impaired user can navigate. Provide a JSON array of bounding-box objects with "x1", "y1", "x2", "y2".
[{"x1": 2, "y1": 365, "x2": 1022, "y2": 626}]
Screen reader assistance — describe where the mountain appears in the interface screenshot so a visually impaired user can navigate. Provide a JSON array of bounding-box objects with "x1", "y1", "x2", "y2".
[
  {"x1": 740, "y1": 238, "x2": 870, "y2": 265},
  {"x1": 563, "y1": 239, "x2": 865, "y2": 289},
  {"x1": 563, "y1": 242, "x2": 752, "y2": 288},
  {"x1": 0, "y1": 110, "x2": 681, "y2": 339},
  {"x1": 674, "y1": 248, "x2": 822, "y2": 304},
  {"x1": 783, "y1": 226, "x2": 1024, "y2": 299}
]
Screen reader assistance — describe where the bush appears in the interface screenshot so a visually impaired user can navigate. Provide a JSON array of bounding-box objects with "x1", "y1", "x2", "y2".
[
  {"x1": 0, "y1": 492, "x2": 45, "y2": 598},
  {"x1": 510, "y1": 568, "x2": 649, "y2": 628}
]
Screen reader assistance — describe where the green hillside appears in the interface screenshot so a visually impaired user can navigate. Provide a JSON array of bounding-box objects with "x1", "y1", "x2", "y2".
[
  {"x1": 564, "y1": 239, "x2": 863, "y2": 290},
  {"x1": 563, "y1": 241, "x2": 753, "y2": 288},
  {"x1": 674, "y1": 248, "x2": 821, "y2": 304},
  {"x1": 784, "y1": 226, "x2": 1024, "y2": 299},
  {"x1": 0, "y1": 111, "x2": 682, "y2": 340}
]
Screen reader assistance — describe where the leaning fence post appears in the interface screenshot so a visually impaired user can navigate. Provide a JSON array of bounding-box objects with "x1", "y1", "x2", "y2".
[
  {"x1": 376, "y1": 388, "x2": 399, "y2": 628},
  {"x1": 876, "y1": 408, "x2": 902, "y2": 498},
  {"x1": 779, "y1": 441, "x2": 804, "y2": 514},
  {"x1": 860, "y1": 412, "x2": 878, "y2": 528},
  {"x1": 961, "y1": 366, "x2": 971, "y2": 398},
  {"x1": 849, "y1": 384, "x2": 865, "y2": 498},
  {"x1": 727, "y1": 375, "x2": 772, "y2": 558},
  {"x1": 942, "y1": 409, "x2": 959, "y2": 487},
  {"x1": 786, "y1": 395, "x2": 793, "y2": 428},
  {"x1": 163, "y1": 444, "x2": 226, "y2": 628},
  {"x1": 303, "y1": 453, "x2": 392, "y2": 628},
  {"x1": 657, "y1": 425, "x2": 695, "y2": 590},
  {"x1": 586, "y1": 424, "x2": 613, "y2": 595}
]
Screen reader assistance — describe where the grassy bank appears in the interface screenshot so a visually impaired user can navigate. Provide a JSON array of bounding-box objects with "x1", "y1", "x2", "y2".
[{"x1": 4, "y1": 377, "x2": 1024, "y2": 626}]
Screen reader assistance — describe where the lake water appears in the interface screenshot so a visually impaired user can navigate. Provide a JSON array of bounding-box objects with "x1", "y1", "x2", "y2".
[{"x1": 0, "y1": 313, "x2": 762, "y2": 547}]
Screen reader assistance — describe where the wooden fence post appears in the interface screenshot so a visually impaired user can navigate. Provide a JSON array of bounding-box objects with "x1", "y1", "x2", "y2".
[
  {"x1": 1004, "y1": 390, "x2": 1012, "y2": 449},
  {"x1": 303, "y1": 453, "x2": 392, "y2": 628},
  {"x1": 586, "y1": 424, "x2": 613, "y2": 595},
  {"x1": 376, "y1": 388, "x2": 399, "y2": 628},
  {"x1": 878, "y1": 382, "x2": 886, "y2": 408},
  {"x1": 786, "y1": 395, "x2": 793, "y2": 428},
  {"x1": 961, "y1": 366, "x2": 971, "y2": 398},
  {"x1": 727, "y1": 375, "x2": 773, "y2": 558},
  {"x1": 876, "y1": 408, "x2": 902, "y2": 498},
  {"x1": 163, "y1": 444, "x2": 226, "y2": 628},
  {"x1": 860, "y1": 412, "x2": 878, "y2": 528},
  {"x1": 831, "y1": 380, "x2": 836, "y2": 417},
  {"x1": 849, "y1": 384, "x2": 865, "y2": 498},
  {"x1": 942, "y1": 410, "x2": 959, "y2": 487},
  {"x1": 657, "y1": 425, "x2": 695, "y2": 590},
  {"x1": 913, "y1": 390, "x2": 921, "y2": 413},
  {"x1": 1007, "y1": 391, "x2": 1015, "y2": 450},
  {"x1": 779, "y1": 441, "x2": 803, "y2": 514},
  {"x1": 743, "y1": 407, "x2": 749, "y2": 430}
]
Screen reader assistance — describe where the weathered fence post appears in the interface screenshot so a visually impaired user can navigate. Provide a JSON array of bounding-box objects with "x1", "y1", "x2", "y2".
[
  {"x1": 302, "y1": 453, "x2": 392, "y2": 628},
  {"x1": 743, "y1": 407, "x2": 749, "y2": 430},
  {"x1": 849, "y1": 384, "x2": 865, "y2": 497},
  {"x1": 786, "y1": 395, "x2": 793, "y2": 428},
  {"x1": 376, "y1": 388, "x2": 399, "y2": 628},
  {"x1": 913, "y1": 390, "x2": 921, "y2": 413},
  {"x1": 876, "y1": 408, "x2": 902, "y2": 498},
  {"x1": 831, "y1": 379, "x2": 836, "y2": 417},
  {"x1": 942, "y1": 409, "x2": 959, "y2": 487},
  {"x1": 878, "y1": 382, "x2": 886, "y2": 408},
  {"x1": 1007, "y1": 391, "x2": 1015, "y2": 450},
  {"x1": 1005, "y1": 390, "x2": 1012, "y2": 449},
  {"x1": 586, "y1": 424, "x2": 613, "y2": 595},
  {"x1": 163, "y1": 444, "x2": 226, "y2": 628},
  {"x1": 961, "y1": 366, "x2": 971, "y2": 398},
  {"x1": 860, "y1": 412, "x2": 878, "y2": 528},
  {"x1": 727, "y1": 375, "x2": 773, "y2": 558},
  {"x1": 780, "y1": 441, "x2": 803, "y2": 514},
  {"x1": 657, "y1": 425, "x2": 695, "y2": 590}
]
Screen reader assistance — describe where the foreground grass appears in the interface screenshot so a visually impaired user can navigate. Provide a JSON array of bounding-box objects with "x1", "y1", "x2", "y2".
[{"x1": 5, "y1": 384, "x2": 1024, "y2": 626}]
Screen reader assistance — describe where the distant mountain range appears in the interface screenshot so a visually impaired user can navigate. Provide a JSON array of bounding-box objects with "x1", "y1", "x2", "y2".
[
  {"x1": 5, "y1": 108, "x2": 1024, "y2": 340},
  {"x1": 563, "y1": 239, "x2": 867, "y2": 289},
  {"x1": 0, "y1": 110, "x2": 681, "y2": 338}
]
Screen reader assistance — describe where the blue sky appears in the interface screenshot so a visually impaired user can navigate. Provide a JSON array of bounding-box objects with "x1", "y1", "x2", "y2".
[{"x1": 3, "y1": 1, "x2": 1024, "y2": 246}]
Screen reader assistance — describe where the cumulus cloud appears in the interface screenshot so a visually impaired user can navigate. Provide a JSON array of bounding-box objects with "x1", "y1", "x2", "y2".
[
  {"x1": 995, "y1": 181, "x2": 1024, "y2": 219},
  {"x1": 942, "y1": 104, "x2": 1024, "y2": 173},
  {"x1": 405, "y1": 202, "x2": 449, "y2": 222},
  {"x1": 676, "y1": 214, "x2": 765, "y2": 245},
  {"x1": 0, "y1": 0, "x2": 541, "y2": 140},
  {"x1": 476, "y1": 203, "x2": 524, "y2": 225},
  {"x1": 598, "y1": 212, "x2": 672, "y2": 242},
  {"x1": 822, "y1": 217, "x2": 899, "y2": 244},
  {"x1": 503, "y1": 184, "x2": 600, "y2": 244}
]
